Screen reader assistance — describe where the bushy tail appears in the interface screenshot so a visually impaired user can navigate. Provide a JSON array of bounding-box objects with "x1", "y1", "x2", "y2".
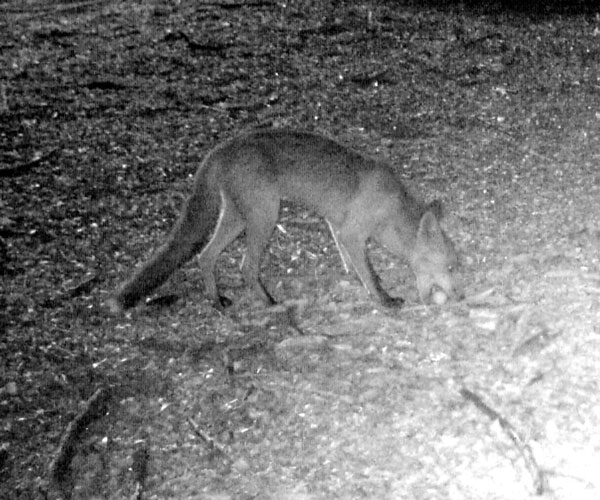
[{"x1": 108, "y1": 170, "x2": 220, "y2": 313}]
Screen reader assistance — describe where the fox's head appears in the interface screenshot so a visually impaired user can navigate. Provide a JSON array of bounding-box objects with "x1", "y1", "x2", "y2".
[{"x1": 410, "y1": 210, "x2": 461, "y2": 304}]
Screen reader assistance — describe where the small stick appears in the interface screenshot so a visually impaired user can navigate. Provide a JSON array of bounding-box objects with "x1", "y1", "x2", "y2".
[
  {"x1": 460, "y1": 387, "x2": 546, "y2": 495},
  {"x1": 129, "y1": 446, "x2": 150, "y2": 500},
  {"x1": 0, "y1": 147, "x2": 59, "y2": 178},
  {"x1": 0, "y1": 83, "x2": 8, "y2": 113},
  {"x1": 49, "y1": 388, "x2": 110, "y2": 498},
  {"x1": 187, "y1": 417, "x2": 228, "y2": 456}
]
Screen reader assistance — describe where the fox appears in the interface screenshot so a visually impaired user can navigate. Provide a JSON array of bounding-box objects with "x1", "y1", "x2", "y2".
[{"x1": 107, "y1": 128, "x2": 460, "y2": 313}]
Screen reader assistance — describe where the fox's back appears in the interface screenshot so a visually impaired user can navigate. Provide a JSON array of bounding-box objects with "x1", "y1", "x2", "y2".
[{"x1": 206, "y1": 129, "x2": 407, "y2": 216}]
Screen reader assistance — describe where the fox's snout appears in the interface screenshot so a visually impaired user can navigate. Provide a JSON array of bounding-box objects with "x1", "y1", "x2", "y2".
[{"x1": 416, "y1": 272, "x2": 461, "y2": 304}]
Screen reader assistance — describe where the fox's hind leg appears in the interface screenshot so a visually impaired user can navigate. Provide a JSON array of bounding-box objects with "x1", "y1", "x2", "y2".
[
  {"x1": 241, "y1": 196, "x2": 280, "y2": 305},
  {"x1": 197, "y1": 189, "x2": 245, "y2": 309}
]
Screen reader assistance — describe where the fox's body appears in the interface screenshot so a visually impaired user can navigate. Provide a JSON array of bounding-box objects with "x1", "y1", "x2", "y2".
[{"x1": 108, "y1": 129, "x2": 459, "y2": 312}]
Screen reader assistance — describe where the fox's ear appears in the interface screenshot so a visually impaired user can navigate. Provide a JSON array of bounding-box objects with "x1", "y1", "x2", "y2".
[
  {"x1": 427, "y1": 199, "x2": 444, "y2": 220},
  {"x1": 418, "y1": 210, "x2": 443, "y2": 244}
]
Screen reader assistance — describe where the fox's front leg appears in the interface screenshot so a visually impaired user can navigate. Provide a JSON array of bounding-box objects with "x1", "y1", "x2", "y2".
[
  {"x1": 326, "y1": 220, "x2": 351, "y2": 274},
  {"x1": 336, "y1": 232, "x2": 403, "y2": 308}
]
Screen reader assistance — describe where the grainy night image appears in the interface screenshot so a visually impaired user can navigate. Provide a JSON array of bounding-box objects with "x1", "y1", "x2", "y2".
[{"x1": 1, "y1": 1, "x2": 599, "y2": 499}]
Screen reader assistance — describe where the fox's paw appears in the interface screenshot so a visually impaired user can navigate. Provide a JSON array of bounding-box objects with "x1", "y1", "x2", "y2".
[
  {"x1": 380, "y1": 296, "x2": 404, "y2": 309},
  {"x1": 214, "y1": 295, "x2": 233, "y2": 310}
]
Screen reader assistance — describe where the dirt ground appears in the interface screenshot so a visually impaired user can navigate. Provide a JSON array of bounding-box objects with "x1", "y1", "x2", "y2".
[{"x1": 1, "y1": 1, "x2": 599, "y2": 499}]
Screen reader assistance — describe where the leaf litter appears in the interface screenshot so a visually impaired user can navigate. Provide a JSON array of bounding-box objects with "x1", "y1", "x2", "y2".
[{"x1": 1, "y1": 0, "x2": 599, "y2": 499}]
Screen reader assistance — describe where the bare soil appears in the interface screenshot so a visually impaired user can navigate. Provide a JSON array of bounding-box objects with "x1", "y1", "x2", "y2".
[{"x1": 1, "y1": 1, "x2": 599, "y2": 499}]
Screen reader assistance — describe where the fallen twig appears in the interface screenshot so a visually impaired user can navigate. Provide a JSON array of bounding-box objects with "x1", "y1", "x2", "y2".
[
  {"x1": 197, "y1": 1, "x2": 276, "y2": 9},
  {"x1": 49, "y1": 388, "x2": 110, "y2": 499},
  {"x1": 0, "y1": 83, "x2": 7, "y2": 113},
  {"x1": 0, "y1": 0, "x2": 113, "y2": 15},
  {"x1": 0, "y1": 148, "x2": 59, "y2": 178},
  {"x1": 129, "y1": 445, "x2": 150, "y2": 500},
  {"x1": 187, "y1": 417, "x2": 228, "y2": 457},
  {"x1": 460, "y1": 387, "x2": 546, "y2": 495},
  {"x1": 67, "y1": 273, "x2": 100, "y2": 298}
]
